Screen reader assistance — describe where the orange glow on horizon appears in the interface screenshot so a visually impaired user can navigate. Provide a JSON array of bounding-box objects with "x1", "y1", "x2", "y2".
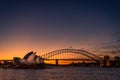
[
  {"x1": 0, "y1": 36, "x2": 110, "y2": 60},
  {"x1": 0, "y1": 41, "x2": 92, "y2": 60}
]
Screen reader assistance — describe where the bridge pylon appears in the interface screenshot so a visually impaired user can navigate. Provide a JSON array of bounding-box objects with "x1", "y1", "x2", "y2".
[{"x1": 56, "y1": 59, "x2": 58, "y2": 66}]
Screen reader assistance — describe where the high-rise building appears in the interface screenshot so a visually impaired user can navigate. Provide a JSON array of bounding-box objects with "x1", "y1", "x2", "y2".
[{"x1": 104, "y1": 55, "x2": 110, "y2": 67}]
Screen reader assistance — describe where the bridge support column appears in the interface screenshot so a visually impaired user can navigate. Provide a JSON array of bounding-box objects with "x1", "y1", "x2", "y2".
[{"x1": 56, "y1": 59, "x2": 58, "y2": 66}]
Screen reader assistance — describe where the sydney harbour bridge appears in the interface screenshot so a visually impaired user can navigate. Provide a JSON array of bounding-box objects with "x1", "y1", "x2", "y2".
[{"x1": 41, "y1": 48, "x2": 104, "y2": 66}]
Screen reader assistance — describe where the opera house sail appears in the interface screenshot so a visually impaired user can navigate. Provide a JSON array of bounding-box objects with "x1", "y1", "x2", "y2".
[{"x1": 14, "y1": 51, "x2": 44, "y2": 65}]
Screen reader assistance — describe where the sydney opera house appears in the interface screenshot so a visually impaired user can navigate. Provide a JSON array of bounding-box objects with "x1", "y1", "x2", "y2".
[{"x1": 14, "y1": 51, "x2": 44, "y2": 65}]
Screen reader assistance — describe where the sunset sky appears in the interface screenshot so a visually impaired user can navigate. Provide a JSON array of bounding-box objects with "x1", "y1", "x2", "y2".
[{"x1": 0, "y1": 0, "x2": 120, "y2": 59}]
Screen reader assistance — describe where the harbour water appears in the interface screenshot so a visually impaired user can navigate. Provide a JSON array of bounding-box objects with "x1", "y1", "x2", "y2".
[{"x1": 0, "y1": 67, "x2": 120, "y2": 80}]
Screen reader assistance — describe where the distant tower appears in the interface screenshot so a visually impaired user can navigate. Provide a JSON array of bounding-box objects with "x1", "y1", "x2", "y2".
[{"x1": 104, "y1": 55, "x2": 110, "y2": 67}]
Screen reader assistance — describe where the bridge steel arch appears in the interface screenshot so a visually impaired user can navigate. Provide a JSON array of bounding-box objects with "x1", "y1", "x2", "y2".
[{"x1": 41, "y1": 49, "x2": 103, "y2": 64}]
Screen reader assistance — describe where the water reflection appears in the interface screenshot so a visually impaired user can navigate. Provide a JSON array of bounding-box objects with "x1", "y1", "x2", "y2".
[{"x1": 0, "y1": 67, "x2": 120, "y2": 80}]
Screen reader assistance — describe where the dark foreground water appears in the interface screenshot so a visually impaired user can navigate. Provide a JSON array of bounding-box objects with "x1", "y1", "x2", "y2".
[{"x1": 0, "y1": 67, "x2": 120, "y2": 80}]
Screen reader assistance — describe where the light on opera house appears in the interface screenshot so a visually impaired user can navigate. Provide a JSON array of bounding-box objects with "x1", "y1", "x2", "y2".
[{"x1": 13, "y1": 51, "x2": 44, "y2": 65}]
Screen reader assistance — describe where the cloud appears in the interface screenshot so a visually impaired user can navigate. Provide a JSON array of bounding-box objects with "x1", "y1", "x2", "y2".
[{"x1": 97, "y1": 31, "x2": 120, "y2": 56}]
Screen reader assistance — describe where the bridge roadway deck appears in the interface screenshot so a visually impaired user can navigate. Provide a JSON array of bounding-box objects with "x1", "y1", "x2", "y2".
[{"x1": 44, "y1": 59, "x2": 103, "y2": 61}]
